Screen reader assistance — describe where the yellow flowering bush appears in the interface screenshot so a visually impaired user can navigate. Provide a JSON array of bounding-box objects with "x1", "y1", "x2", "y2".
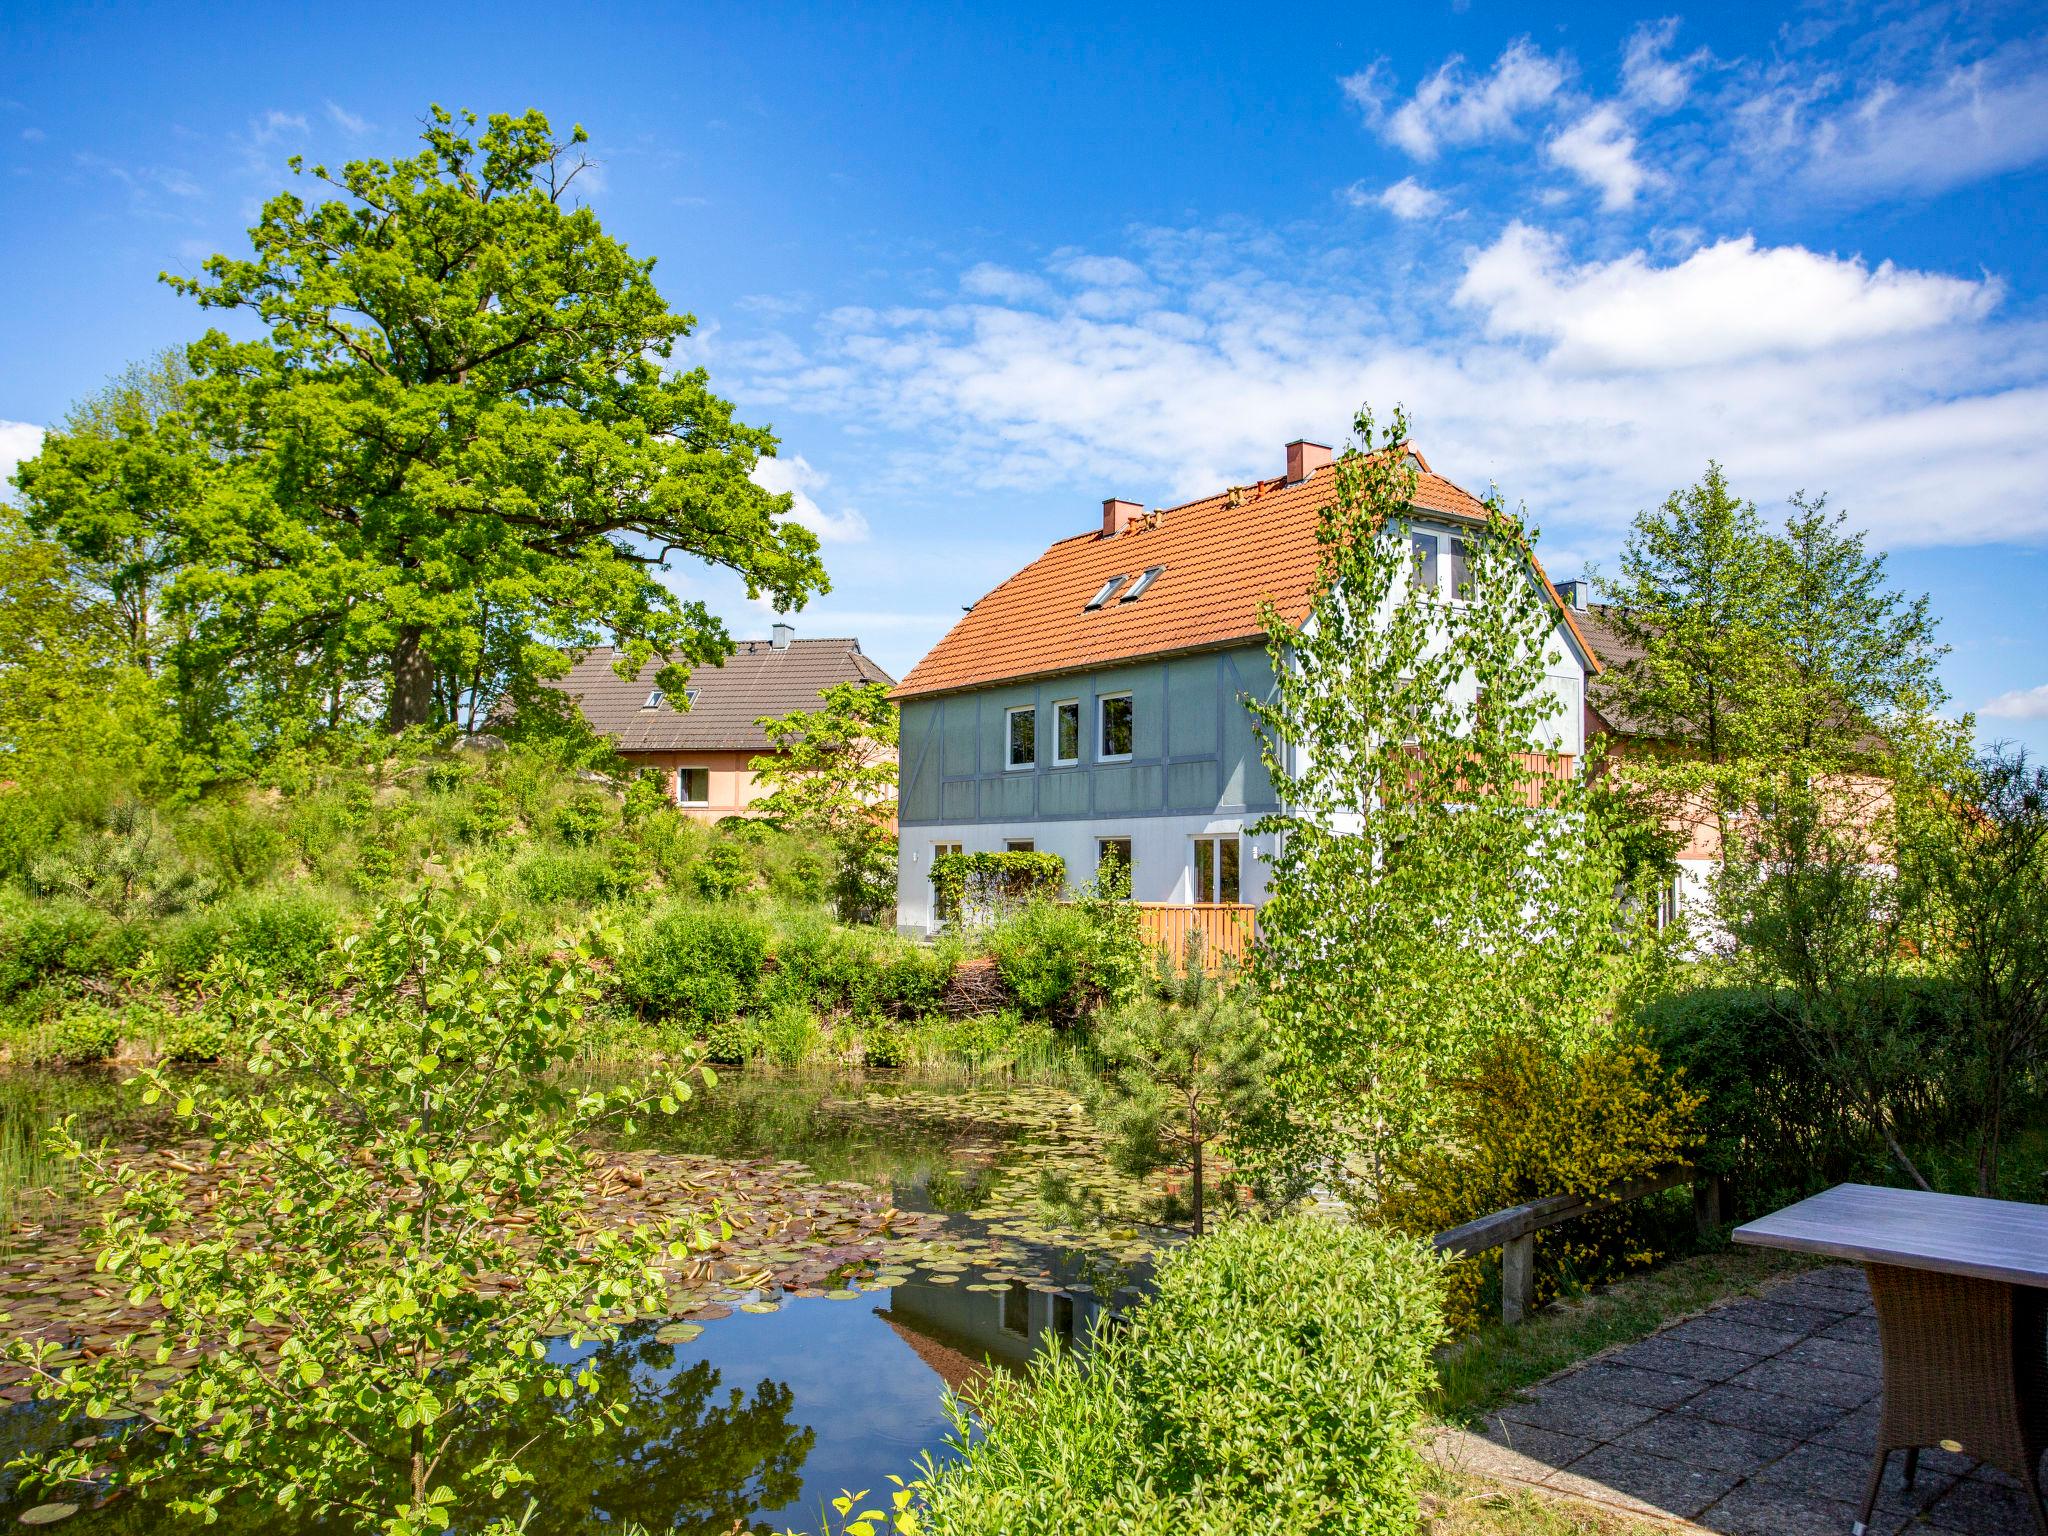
[{"x1": 1377, "y1": 1034, "x2": 1701, "y2": 1330}]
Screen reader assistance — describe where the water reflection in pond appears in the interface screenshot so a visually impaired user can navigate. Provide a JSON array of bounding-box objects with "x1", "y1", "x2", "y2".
[{"x1": 0, "y1": 1068, "x2": 1156, "y2": 1533}]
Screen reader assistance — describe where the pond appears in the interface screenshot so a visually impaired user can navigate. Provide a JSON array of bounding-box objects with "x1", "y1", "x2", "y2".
[{"x1": 0, "y1": 1067, "x2": 1171, "y2": 1533}]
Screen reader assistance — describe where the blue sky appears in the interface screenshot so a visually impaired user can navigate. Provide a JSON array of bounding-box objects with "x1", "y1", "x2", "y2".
[{"x1": 4, "y1": 1, "x2": 2045, "y2": 753}]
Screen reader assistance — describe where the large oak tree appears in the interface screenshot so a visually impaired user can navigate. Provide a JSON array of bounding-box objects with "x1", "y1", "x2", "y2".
[{"x1": 16, "y1": 107, "x2": 827, "y2": 752}]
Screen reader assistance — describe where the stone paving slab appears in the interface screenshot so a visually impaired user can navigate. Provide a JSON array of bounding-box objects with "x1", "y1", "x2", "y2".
[{"x1": 1429, "y1": 1262, "x2": 2048, "y2": 1534}]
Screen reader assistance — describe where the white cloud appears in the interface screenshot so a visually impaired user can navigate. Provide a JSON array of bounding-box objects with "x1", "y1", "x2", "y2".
[
  {"x1": 1382, "y1": 40, "x2": 1567, "y2": 160},
  {"x1": 726, "y1": 221, "x2": 2048, "y2": 552},
  {"x1": 1360, "y1": 176, "x2": 1448, "y2": 220},
  {"x1": 251, "y1": 110, "x2": 308, "y2": 144},
  {"x1": 1456, "y1": 222, "x2": 2001, "y2": 370},
  {"x1": 1622, "y1": 19, "x2": 1703, "y2": 111},
  {"x1": 1983, "y1": 684, "x2": 2048, "y2": 721},
  {"x1": 1545, "y1": 106, "x2": 1655, "y2": 209},
  {"x1": 751, "y1": 454, "x2": 869, "y2": 543},
  {"x1": 0, "y1": 420, "x2": 46, "y2": 501},
  {"x1": 325, "y1": 101, "x2": 371, "y2": 135},
  {"x1": 961, "y1": 263, "x2": 1053, "y2": 304},
  {"x1": 1802, "y1": 43, "x2": 2048, "y2": 197}
]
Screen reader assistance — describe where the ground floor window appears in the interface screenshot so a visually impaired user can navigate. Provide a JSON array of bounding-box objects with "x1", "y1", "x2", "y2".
[
  {"x1": 676, "y1": 767, "x2": 710, "y2": 805},
  {"x1": 1096, "y1": 836, "x2": 1133, "y2": 893},
  {"x1": 1004, "y1": 838, "x2": 1035, "y2": 852},
  {"x1": 1192, "y1": 834, "x2": 1240, "y2": 903},
  {"x1": 1657, "y1": 873, "x2": 1683, "y2": 930}
]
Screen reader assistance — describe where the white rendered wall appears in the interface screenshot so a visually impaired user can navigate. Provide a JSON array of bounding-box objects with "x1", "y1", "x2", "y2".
[{"x1": 894, "y1": 813, "x2": 1275, "y2": 936}]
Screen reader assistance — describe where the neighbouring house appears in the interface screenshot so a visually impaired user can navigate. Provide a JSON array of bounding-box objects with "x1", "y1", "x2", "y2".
[
  {"x1": 1563, "y1": 589, "x2": 1894, "y2": 929},
  {"x1": 889, "y1": 439, "x2": 1601, "y2": 936},
  {"x1": 542, "y1": 624, "x2": 896, "y2": 820}
]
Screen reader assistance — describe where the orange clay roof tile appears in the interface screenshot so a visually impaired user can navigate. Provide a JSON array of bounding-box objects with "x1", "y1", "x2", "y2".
[{"x1": 893, "y1": 449, "x2": 1597, "y2": 701}]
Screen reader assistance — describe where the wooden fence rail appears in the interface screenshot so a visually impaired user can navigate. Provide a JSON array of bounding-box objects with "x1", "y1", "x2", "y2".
[
  {"x1": 1132, "y1": 903, "x2": 1258, "y2": 969},
  {"x1": 1432, "y1": 1166, "x2": 1725, "y2": 1325}
]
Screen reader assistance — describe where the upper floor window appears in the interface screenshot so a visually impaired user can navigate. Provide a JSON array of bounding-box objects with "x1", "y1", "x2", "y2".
[
  {"x1": 1448, "y1": 537, "x2": 1470, "y2": 601},
  {"x1": 1098, "y1": 693, "x2": 1133, "y2": 761},
  {"x1": 1410, "y1": 532, "x2": 1440, "y2": 593},
  {"x1": 1053, "y1": 699, "x2": 1081, "y2": 765},
  {"x1": 1119, "y1": 564, "x2": 1165, "y2": 602},
  {"x1": 1006, "y1": 705, "x2": 1036, "y2": 769},
  {"x1": 643, "y1": 689, "x2": 666, "y2": 710}
]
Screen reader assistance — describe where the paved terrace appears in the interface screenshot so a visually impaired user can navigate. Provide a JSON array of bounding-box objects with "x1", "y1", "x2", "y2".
[{"x1": 1431, "y1": 1264, "x2": 2044, "y2": 1534}]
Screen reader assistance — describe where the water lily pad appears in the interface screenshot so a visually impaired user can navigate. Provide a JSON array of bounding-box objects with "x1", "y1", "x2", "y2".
[
  {"x1": 652, "y1": 1322, "x2": 703, "y2": 1344},
  {"x1": 823, "y1": 1288, "x2": 861, "y2": 1301},
  {"x1": 739, "y1": 1300, "x2": 780, "y2": 1314},
  {"x1": 18, "y1": 1505, "x2": 79, "y2": 1526}
]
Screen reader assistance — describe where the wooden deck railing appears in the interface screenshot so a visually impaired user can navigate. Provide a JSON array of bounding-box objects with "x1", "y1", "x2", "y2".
[
  {"x1": 1132, "y1": 903, "x2": 1258, "y2": 970},
  {"x1": 1432, "y1": 1166, "x2": 1724, "y2": 1324}
]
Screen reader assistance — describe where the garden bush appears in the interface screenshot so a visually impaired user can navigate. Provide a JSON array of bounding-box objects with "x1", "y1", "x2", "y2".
[
  {"x1": 42, "y1": 1006, "x2": 124, "y2": 1065},
  {"x1": 180, "y1": 797, "x2": 291, "y2": 888},
  {"x1": 693, "y1": 839, "x2": 751, "y2": 901},
  {"x1": 514, "y1": 848, "x2": 633, "y2": 906},
  {"x1": 617, "y1": 907, "x2": 769, "y2": 1024},
  {"x1": 550, "y1": 786, "x2": 615, "y2": 846},
  {"x1": 1638, "y1": 980, "x2": 1972, "y2": 1213},
  {"x1": 874, "y1": 938, "x2": 959, "y2": 1017},
  {"x1": 910, "y1": 1213, "x2": 1443, "y2": 1535},
  {"x1": 1376, "y1": 1033, "x2": 1700, "y2": 1330},
  {"x1": 0, "y1": 899, "x2": 138, "y2": 999},
  {"x1": 985, "y1": 899, "x2": 1134, "y2": 1023},
  {"x1": 221, "y1": 890, "x2": 340, "y2": 988}
]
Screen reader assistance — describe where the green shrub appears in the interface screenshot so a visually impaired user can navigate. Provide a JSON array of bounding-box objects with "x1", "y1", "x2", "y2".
[
  {"x1": 702, "y1": 1016, "x2": 759, "y2": 1065},
  {"x1": 153, "y1": 909, "x2": 236, "y2": 985},
  {"x1": 551, "y1": 787, "x2": 615, "y2": 846},
  {"x1": 693, "y1": 840, "x2": 750, "y2": 901},
  {"x1": 859, "y1": 1020, "x2": 907, "y2": 1069},
  {"x1": 617, "y1": 907, "x2": 769, "y2": 1023},
  {"x1": 515, "y1": 848, "x2": 632, "y2": 906},
  {"x1": 157, "y1": 1009, "x2": 236, "y2": 1064},
  {"x1": 454, "y1": 786, "x2": 514, "y2": 843},
  {"x1": 1376, "y1": 1033, "x2": 1700, "y2": 1330},
  {"x1": 1638, "y1": 984, "x2": 1899, "y2": 1211},
  {"x1": 874, "y1": 938, "x2": 960, "y2": 1017},
  {"x1": 181, "y1": 798, "x2": 290, "y2": 888},
  {"x1": 985, "y1": 901, "x2": 1105, "y2": 1022},
  {"x1": 756, "y1": 1000, "x2": 823, "y2": 1068},
  {"x1": 0, "y1": 900, "x2": 141, "y2": 998},
  {"x1": 44, "y1": 1007, "x2": 124, "y2": 1065},
  {"x1": 911, "y1": 1213, "x2": 1443, "y2": 1535},
  {"x1": 621, "y1": 772, "x2": 669, "y2": 824},
  {"x1": 931, "y1": 850, "x2": 1066, "y2": 927},
  {"x1": 222, "y1": 891, "x2": 340, "y2": 988}
]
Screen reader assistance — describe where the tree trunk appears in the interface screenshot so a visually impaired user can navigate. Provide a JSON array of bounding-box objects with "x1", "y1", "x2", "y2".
[
  {"x1": 387, "y1": 626, "x2": 435, "y2": 733},
  {"x1": 1190, "y1": 1137, "x2": 1204, "y2": 1237}
]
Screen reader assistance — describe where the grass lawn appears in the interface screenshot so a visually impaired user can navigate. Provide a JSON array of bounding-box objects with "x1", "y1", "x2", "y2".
[
  {"x1": 1431, "y1": 1242, "x2": 1819, "y2": 1422},
  {"x1": 1421, "y1": 1466, "x2": 1675, "y2": 1534}
]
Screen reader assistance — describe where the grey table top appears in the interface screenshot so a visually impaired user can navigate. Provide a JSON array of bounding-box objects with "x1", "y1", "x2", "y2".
[{"x1": 1733, "y1": 1182, "x2": 2048, "y2": 1288}]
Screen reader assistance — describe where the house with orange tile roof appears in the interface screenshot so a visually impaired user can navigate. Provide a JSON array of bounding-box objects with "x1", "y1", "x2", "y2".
[{"x1": 889, "y1": 440, "x2": 1601, "y2": 934}]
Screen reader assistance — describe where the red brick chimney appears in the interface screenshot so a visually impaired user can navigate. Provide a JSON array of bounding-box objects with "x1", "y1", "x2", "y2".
[
  {"x1": 1101, "y1": 497, "x2": 1144, "y2": 538},
  {"x1": 1286, "y1": 440, "x2": 1333, "y2": 484}
]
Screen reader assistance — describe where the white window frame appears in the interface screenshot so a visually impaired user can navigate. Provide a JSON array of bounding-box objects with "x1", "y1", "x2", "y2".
[
  {"x1": 642, "y1": 688, "x2": 666, "y2": 710},
  {"x1": 1052, "y1": 698, "x2": 1080, "y2": 766},
  {"x1": 1004, "y1": 838, "x2": 1036, "y2": 853},
  {"x1": 1005, "y1": 704, "x2": 1036, "y2": 771},
  {"x1": 931, "y1": 841, "x2": 964, "y2": 926},
  {"x1": 675, "y1": 766, "x2": 711, "y2": 805},
  {"x1": 1447, "y1": 535, "x2": 1471, "y2": 604},
  {"x1": 1097, "y1": 691, "x2": 1134, "y2": 763},
  {"x1": 1096, "y1": 836, "x2": 1133, "y2": 885}
]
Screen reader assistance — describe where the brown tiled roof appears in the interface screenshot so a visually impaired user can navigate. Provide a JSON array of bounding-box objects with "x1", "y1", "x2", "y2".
[
  {"x1": 543, "y1": 637, "x2": 893, "y2": 752},
  {"x1": 1574, "y1": 604, "x2": 1662, "y2": 738},
  {"x1": 893, "y1": 449, "x2": 1598, "y2": 701}
]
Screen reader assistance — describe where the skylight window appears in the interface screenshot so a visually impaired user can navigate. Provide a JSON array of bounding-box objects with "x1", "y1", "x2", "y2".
[
  {"x1": 1084, "y1": 575, "x2": 1128, "y2": 611},
  {"x1": 1119, "y1": 565, "x2": 1165, "y2": 602},
  {"x1": 642, "y1": 689, "x2": 665, "y2": 710}
]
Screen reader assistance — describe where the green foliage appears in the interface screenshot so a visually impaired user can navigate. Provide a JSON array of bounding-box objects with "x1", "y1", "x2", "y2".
[
  {"x1": 218, "y1": 889, "x2": 340, "y2": 988},
  {"x1": 4, "y1": 887, "x2": 715, "y2": 1535},
  {"x1": 1376, "y1": 1034, "x2": 1700, "y2": 1329},
  {"x1": 618, "y1": 907, "x2": 769, "y2": 1024},
  {"x1": 455, "y1": 785, "x2": 516, "y2": 843},
  {"x1": 860, "y1": 1021, "x2": 908, "y2": 1069},
  {"x1": 1636, "y1": 986, "x2": 1861, "y2": 1206},
  {"x1": 1087, "y1": 947, "x2": 1279, "y2": 1233},
  {"x1": 0, "y1": 898, "x2": 140, "y2": 1000},
  {"x1": 515, "y1": 846, "x2": 635, "y2": 906},
  {"x1": 41, "y1": 1006, "x2": 124, "y2": 1065},
  {"x1": 899, "y1": 1214, "x2": 1444, "y2": 1536},
  {"x1": 984, "y1": 889, "x2": 1144, "y2": 1026},
  {"x1": 179, "y1": 796, "x2": 290, "y2": 888},
  {"x1": 1249, "y1": 404, "x2": 1646, "y2": 1193},
  {"x1": 693, "y1": 839, "x2": 751, "y2": 901},
  {"x1": 16, "y1": 108, "x2": 826, "y2": 750},
  {"x1": 551, "y1": 786, "x2": 616, "y2": 846},
  {"x1": 26, "y1": 799, "x2": 218, "y2": 919},
  {"x1": 750, "y1": 681, "x2": 899, "y2": 924},
  {"x1": 930, "y1": 850, "x2": 1065, "y2": 928}
]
